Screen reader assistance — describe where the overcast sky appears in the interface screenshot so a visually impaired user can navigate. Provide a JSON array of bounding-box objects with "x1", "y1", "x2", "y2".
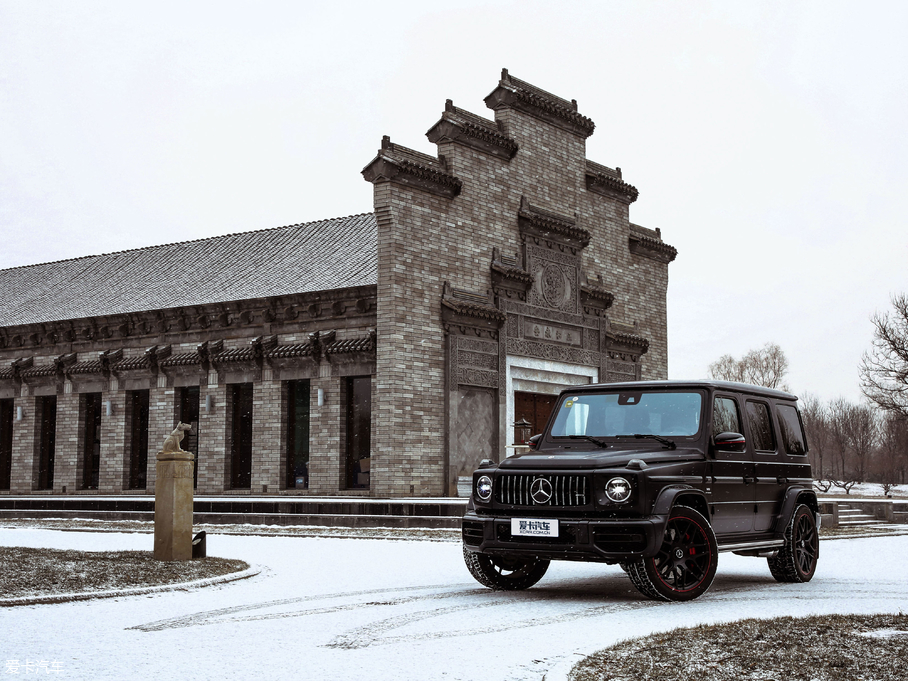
[{"x1": 1, "y1": 1, "x2": 905, "y2": 403}]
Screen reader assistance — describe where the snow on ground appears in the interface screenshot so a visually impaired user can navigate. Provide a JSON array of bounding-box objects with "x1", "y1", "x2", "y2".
[
  {"x1": 1, "y1": 529, "x2": 907, "y2": 681},
  {"x1": 816, "y1": 482, "x2": 908, "y2": 498}
]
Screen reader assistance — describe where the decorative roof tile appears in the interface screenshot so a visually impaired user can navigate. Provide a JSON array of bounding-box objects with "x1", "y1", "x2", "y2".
[
  {"x1": 518, "y1": 197, "x2": 590, "y2": 249},
  {"x1": 628, "y1": 232, "x2": 678, "y2": 264},
  {"x1": 113, "y1": 357, "x2": 150, "y2": 371},
  {"x1": 0, "y1": 213, "x2": 377, "y2": 328},
  {"x1": 20, "y1": 365, "x2": 57, "y2": 378},
  {"x1": 67, "y1": 360, "x2": 104, "y2": 374},
  {"x1": 159, "y1": 353, "x2": 200, "y2": 368},
  {"x1": 426, "y1": 101, "x2": 519, "y2": 161},
  {"x1": 586, "y1": 160, "x2": 639, "y2": 204},
  {"x1": 265, "y1": 343, "x2": 312, "y2": 359},
  {"x1": 326, "y1": 334, "x2": 375, "y2": 355},
  {"x1": 606, "y1": 331, "x2": 650, "y2": 353},
  {"x1": 484, "y1": 69, "x2": 595, "y2": 138},
  {"x1": 213, "y1": 347, "x2": 255, "y2": 363},
  {"x1": 362, "y1": 137, "x2": 463, "y2": 199},
  {"x1": 441, "y1": 297, "x2": 507, "y2": 324}
]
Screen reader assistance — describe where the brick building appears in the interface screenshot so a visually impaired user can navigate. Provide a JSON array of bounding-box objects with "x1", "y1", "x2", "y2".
[{"x1": 0, "y1": 70, "x2": 676, "y2": 499}]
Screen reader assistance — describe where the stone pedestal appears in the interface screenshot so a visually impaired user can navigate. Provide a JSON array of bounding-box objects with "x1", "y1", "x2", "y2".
[{"x1": 154, "y1": 450, "x2": 194, "y2": 561}]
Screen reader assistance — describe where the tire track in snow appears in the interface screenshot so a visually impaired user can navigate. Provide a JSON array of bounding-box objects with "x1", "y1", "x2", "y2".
[
  {"x1": 130, "y1": 583, "x2": 479, "y2": 631},
  {"x1": 324, "y1": 600, "x2": 662, "y2": 649}
]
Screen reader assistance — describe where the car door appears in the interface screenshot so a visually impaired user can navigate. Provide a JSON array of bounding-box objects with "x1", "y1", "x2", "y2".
[
  {"x1": 746, "y1": 399, "x2": 784, "y2": 533},
  {"x1": 707, "y1": 394, "x2": 754, "y2": 536},
  {"x1": 774, "y1": 400, "x2": 813, "y2": 501}
]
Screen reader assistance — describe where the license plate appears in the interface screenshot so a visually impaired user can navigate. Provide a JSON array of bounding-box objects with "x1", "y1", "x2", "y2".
[{"x1": 511, "y1": 518, "x2": 559, "y2": 537}]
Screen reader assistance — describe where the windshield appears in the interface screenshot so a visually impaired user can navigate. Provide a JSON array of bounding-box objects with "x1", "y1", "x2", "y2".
[{"x1": 550, "y1": 390, "x2": 703, "y2": 439}]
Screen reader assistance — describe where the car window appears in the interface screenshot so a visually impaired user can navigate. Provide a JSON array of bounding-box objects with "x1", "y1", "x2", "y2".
[
  {"x1": 550, "y1": 391, "x2": 702, "y2": 438},
  {"x1": 745, "y1": 401, "x2": 776, "y2": 452},
  {"x1": 712, "y1": 396, "x2": 741, "y2": 437},
  {"x1": 776, "y1": 404, "x2": 807, "y2": 455}
]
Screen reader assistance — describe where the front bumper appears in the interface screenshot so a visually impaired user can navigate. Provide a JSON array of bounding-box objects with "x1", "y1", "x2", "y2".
[{"x1": 462, "y1": 509, "x2": 668, "y2": 562}]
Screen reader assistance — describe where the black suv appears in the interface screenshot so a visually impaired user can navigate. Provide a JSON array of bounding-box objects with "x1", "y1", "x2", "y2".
[{"x1": 462, "y1": 380, "x2": 819, "y2": 601}]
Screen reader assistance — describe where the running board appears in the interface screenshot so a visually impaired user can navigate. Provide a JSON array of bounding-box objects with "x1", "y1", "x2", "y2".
[{"x1": 718, "y1": 539, "x2": 784, "y2": 554}]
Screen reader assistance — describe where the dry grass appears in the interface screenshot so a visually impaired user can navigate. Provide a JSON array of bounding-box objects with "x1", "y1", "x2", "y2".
[
  {"x1": 570, "y1": 613, "x2": 908, "y2": 681},
  {"x1": 0, "y1": 547, "x2": 248, "y2": 600}
]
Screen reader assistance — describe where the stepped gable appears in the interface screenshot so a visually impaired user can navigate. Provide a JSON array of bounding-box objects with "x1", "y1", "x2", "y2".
[
  {"x1": 361, "y1": 136, "x2": 463, "y2": 199},
  {"x1": 484, "y1": 68, "x2": 596, "y2": 138},
  {"x1": 629, "y1": 223, "x2": 677, "y2": 263},
  {"x1": 0, "y1": 213, "x2": 377, "y2": 327},
  {"x1": 426, "y1": 100, "x2": 519, "y2": 161},
  {"x1": 585, "y1": 159, "x2": 639, "y2": 204}
]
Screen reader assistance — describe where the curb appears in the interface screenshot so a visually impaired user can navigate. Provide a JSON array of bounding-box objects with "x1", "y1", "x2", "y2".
[{"x1": 0, "y1": 565, "x2": 262, "y2": 608}]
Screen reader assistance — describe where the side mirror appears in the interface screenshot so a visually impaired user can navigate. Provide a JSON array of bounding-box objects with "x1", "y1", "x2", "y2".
[
  {"x1": 527, "y1": 434, "x2": 542, "y2": 450},
  {"x1": 714, "y1": 431, "x2": 746, "y2": 453}
]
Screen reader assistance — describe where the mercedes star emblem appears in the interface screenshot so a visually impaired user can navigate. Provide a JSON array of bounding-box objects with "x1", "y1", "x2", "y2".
[{"x1": 530, "y1": 477, "x2": 553, "y2": 504}]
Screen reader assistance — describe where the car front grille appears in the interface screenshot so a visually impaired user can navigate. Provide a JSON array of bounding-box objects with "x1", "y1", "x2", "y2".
[{"x1": 495, "y1": 474, "x2": 589, "y2": 507}]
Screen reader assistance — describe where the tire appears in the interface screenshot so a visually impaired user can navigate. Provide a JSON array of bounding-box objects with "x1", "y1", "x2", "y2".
[
  {"x1": 768, "y1": 504, "x2": 819, "y2": 583},
  {"x1": 462, "y1": 544, "x2": 549, "y2": 590},
  {"x1": 625, "y1": 506, "x2": 718, "y2": 602}
]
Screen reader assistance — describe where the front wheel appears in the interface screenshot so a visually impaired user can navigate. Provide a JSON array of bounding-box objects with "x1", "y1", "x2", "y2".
[
  {"x1": 463, "y1": 545, "x2": 549, "y2": 590},
  {"x1": 625, "y1": 506, "x2": 718, "y2": 602},
  {"x1": 768, "y1": 504, "x2": 819, "y2": 582}
]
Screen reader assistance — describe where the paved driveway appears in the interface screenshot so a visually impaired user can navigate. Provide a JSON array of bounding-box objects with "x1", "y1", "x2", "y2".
[{"x1": 2, "y1": 529, "x2": 906, "y2": 681}]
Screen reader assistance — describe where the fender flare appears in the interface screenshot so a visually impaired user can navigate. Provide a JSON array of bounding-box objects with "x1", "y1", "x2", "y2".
[
  {"x1": 773, "y1": 487, "x2": 819, "y2": 537},
  {"x1": 652, "y1": 484, "x2": 709, "y2": 518}
]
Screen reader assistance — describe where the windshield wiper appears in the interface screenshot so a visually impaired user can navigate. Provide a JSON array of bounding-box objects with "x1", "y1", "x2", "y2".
[
  {"x1": 628, "y1": 433, "x2": 676, "y2": 450},
  {"x1": 567, "y1": 435, "x2": 610, "y2": 449}
]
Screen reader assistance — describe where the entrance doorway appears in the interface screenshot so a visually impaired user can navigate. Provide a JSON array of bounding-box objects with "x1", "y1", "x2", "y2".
[{"x1": 513, "y1": 392, "x2": 557, "y2": 444}]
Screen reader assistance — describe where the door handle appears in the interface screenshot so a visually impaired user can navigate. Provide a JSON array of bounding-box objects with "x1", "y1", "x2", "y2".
[
  {"x1": 743, "y1": 476, "x2": 755, "y2": 485},
  {"x1": 777, "y1": 476, "x2": 788, "y2": 485}
]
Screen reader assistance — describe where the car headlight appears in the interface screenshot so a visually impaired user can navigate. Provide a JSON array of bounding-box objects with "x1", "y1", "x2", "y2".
[
  {"x1": 605, "y1": 477, "x2": 632, "y2": 503},
  {"x1": 476, "y1": 475, "x2": 493, "y2": 501}
]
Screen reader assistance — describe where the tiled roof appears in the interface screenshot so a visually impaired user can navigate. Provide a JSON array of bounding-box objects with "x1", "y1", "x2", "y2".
[
  {"x1": 0, "y1": 213, "x2": 377, "y2": 327},
  {"x1": 159, "y1": 353, "x2": 199, "y2": 367},
  {"x1": 266, "y1": 343, "x2": 312, "y2": 359}
]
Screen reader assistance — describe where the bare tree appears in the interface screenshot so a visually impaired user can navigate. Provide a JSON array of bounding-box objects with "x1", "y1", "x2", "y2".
[
  {"x1": 842, "y1": 402, "x2": 878, "y2": 483},
  {"x1": 800, "y1": 393, "x2": 829, "y2": 479},
  {"x1": 827, "y1": 398, "x2": 854, "y2": 480},
  {"x1": 877, "y1": 412, "x2": 908, "y2": 485},
  {"x1": 708, "y1": 354, "x2": 745, "y2": 383},
  {"x1": 860, "y1": 293, "x2": 908, "y2": 418},
  {"x1": 708, "y1": 342, "x2": 790, "y2": 391}
]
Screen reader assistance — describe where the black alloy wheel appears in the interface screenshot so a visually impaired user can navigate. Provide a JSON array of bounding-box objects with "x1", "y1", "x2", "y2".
[
  {"x1": 462, "y1": 545, "x2": 550, "y2": 590},
  {"x1": 626, "y1": 505, "x2": 718, "y2": 601},
  {"x1": 768, "y1": 503, "x2": 819, "y2": 583}
]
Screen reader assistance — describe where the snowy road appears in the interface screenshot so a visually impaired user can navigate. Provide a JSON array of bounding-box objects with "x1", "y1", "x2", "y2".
[{"x1": 2, "y1": 529, "x2": 907, "y2": 681}]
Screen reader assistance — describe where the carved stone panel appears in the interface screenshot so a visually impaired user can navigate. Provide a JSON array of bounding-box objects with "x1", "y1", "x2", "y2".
[
  {"x1": 507, "y1": 338, "x2": 599, "y2": 367},
  {"x1": 606, "y1": 351, "x2": 640, "y2": 382},
  {"x1": 583, "y1": 329, "x2": 600, "y2": 351},
  {"x1": 451, "y1": 336, "x2": 499, "y2": 389},
  {"x1": 525, "y1": 245, "x2": 580, "y2": 315},
  {"x1": 524, "y1": 320, "x2": 582, "y2": 347}
]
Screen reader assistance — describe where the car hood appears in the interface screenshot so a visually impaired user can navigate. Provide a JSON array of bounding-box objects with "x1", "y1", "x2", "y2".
[{"x1": 498, "y1": 446, "x2": 705, "y2": 470}]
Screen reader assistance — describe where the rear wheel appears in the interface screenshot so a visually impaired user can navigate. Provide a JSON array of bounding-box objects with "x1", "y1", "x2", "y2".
[
  {"x1": 768, "y1": 504, "x2": 819, "y2": 582},
  {"x1": 463, "y1": 545, "x2": 549, "y2": 590},
  {"x1": 626, "y1": 506, "x2": 718, "y2": 602}
]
